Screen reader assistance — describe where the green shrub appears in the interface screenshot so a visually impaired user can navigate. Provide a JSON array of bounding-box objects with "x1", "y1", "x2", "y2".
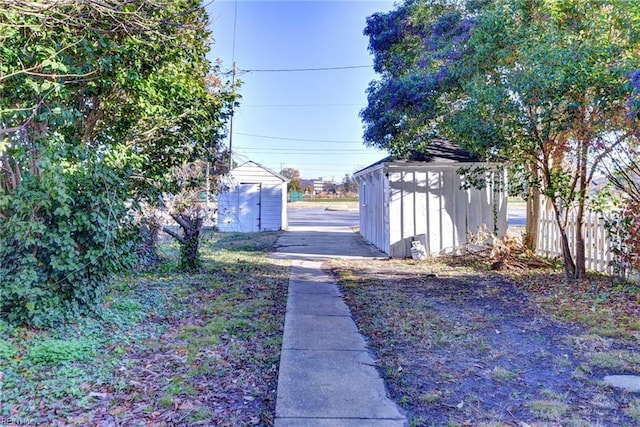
[
  {"x1": 0, "y1": 160, "x2": 139, "y2": 327},
  {"x1": 27, "y1": 338, "x2": 96, "y2": 364},
  {"x1": 111, "y1": 299, "x2": 145, "y2": 322},
  {"x1": 0, "y1": 340, "x2": 17, "y2": 360}
]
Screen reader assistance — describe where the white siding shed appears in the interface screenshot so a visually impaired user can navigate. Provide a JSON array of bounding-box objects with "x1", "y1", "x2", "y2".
[
  {"x1": 354, "y1": 140, "x2": 508, "y2": 258},
  {"x1": 218, "y1": 161, "x2": 288, "y2": 232}
]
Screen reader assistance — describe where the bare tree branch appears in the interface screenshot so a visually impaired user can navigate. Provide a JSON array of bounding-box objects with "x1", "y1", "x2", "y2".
[{"x1": 162, "y1": 225, "x2": 185, "y2": 244}]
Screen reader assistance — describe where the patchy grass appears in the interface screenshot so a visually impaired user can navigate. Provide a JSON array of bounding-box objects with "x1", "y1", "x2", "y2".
[
  {"x1": 626, "y1": 398, "x2": 640, "y2": 423},
  {"x1": 333, "y1": 256, "x2": 640, "y2": 425},
  {"x1": 528, "y1": 398, "x2": 570, "y2": 420},
  {"x1": 491, "y1": 366, "x2": 519, "y2": 381},
  {"x1": 509, "y1": 266, "x2": 640, "y2": 328},
  {"x1": 0, "y1": 231, "x2": 289, "y2": 426}
]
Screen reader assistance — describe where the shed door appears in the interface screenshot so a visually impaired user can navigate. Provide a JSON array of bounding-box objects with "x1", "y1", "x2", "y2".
[{"x1": 238, "y1": 183, "x2": 261, "y2": 232}]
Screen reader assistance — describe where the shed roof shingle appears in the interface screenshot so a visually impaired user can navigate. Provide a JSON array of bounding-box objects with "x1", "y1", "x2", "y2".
[{"x1": 356, "y1": 139, "x2": 481, "y2": 175}]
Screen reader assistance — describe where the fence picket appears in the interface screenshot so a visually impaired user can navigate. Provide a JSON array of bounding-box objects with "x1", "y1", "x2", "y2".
[
  {"x1": 536, "y1": 207, "x2": 621, "y2": 277},
  {"x1": 586, "y1": 211, "x2": 593, "y2": 271}
]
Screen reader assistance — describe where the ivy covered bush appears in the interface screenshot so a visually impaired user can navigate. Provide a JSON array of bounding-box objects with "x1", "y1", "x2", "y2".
[
  {"x1": 0, "y1": 159, "x2": 138, "y2": 327},
  {"x1": 0, "y1": 1, "x2": 233, "y2": 326}
]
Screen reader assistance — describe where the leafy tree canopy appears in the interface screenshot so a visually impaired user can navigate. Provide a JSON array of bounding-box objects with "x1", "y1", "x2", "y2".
[
  {"x1": 280, "y1": 167, "x2": 301, "y2": 192},
  {"x1": 361, "y1": 0, "x2": 484, "y2": 155},
  {"x1": 362, "y1": 0, "x2": 640, "y2": 279},
  {"x1": 280, "y1": 167, "x2": 301, "y2": 180},
  {"x1": 341, "y1": 173, "x2": 358, "y2": 194},
  {"x1": 0, "y1": 0, "x2": 234, "y2": 326},
  {"x1": 363, "y1": 0, "x2": 640, "y2": 157}
]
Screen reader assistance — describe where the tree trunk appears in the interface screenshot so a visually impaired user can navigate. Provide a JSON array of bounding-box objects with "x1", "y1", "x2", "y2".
[
  {"x1": 574, "y1": 204, "x2": 586, "y2": 280},
  {"x1": 551, "y1": 201, "x2": 577, "y2": 281},
  {"x1": 524, "y1": 189, "x2": 540, "y2": 251},
  {"x1": 559, "y1": 228, "x2": 576, "y2": 280},
  {"x1": 138, "y1": 216, "x2": 161, "y2": 265},
  {"x1": 179, "y1": 215, "x2": 203, "y2": 272},
  {"x1": 573, "y1": 137, "x2": 589, "y2": 280},
  {"x1": 164, "y1": 213, "x2": 204, "y2": 272}
]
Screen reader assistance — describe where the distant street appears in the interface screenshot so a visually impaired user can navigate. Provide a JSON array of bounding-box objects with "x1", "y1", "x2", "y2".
[
  {"x1": 275, "y1": 205, "x2": 384, "y2": 260},
  {"x1": 507, "y1": 201, "x2": 527, "y2": 227},
  {"x1": 287, "y1": 206, "x2": 359, "y2": 229},
  {"x1": 287, "y1": 201, "x2": 527, "y2": 229}
]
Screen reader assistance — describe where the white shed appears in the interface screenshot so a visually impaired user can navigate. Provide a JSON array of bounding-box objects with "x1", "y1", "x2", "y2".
[
  {"x1": 354, "y1": 139, "x2": 508, "y2": 258},
  {"x1": 218, "y1": 161, "x2": 289, "y2": 232}
]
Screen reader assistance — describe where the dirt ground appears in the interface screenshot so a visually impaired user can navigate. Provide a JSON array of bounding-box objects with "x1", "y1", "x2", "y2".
[{"x1": 333, "y1": 258, "x2": 640, "y2": 426}]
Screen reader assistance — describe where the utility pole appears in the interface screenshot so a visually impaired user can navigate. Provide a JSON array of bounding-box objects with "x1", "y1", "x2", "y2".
[
  {"x1": 228, "y1": 61, "x2": 236, "y2": 171},
  {"x1": 228, "y1": 0, "x2": 238, "y2": 172}
]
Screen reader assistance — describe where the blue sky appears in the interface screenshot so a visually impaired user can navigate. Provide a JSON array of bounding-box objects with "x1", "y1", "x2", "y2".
[{"x1": 205, "y1": 0, "x2": 395, "y2": 182}]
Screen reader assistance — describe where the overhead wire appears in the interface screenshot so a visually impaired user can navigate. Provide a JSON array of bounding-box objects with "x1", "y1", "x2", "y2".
[
  {"x1": 236, "y1": 147, "x2": 367, "y2": 153},
  {"x1": 241, "y1": 103, "x2": 361, "y2": 108},
  {"x1": 208, "y1": 3, "x2": 383, "y2": 178},
  {"x1": 234, "y1": 132, "x2": 368, "y2": 144},
  {"x1": 239, "y1": 65, "x2": 372, "y2": 73},
  {"x1": 221, "y1": 64, "x2": 373, "y2": 76}
]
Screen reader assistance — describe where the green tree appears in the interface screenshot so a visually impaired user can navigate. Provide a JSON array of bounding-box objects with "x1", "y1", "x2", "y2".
[
  {"x1": 361, "y1": 0, "x2": 477, "y2": 155},
  {"x1": 598, "y1": 120, "x2": 640, "y2": 278},
  {"x1": 0, "y1": 1, "x2": 232, "y2": 325},
  {"x1": 160, "y1": 161, "x2": 211, "y2": 272},
  {"x1": 341, "y1": 174, "x2": 358, "y2": 194},
  {"x1": 450, "y1": 0, "x2": 640, "y2": 279},
  {"x1": 362, "y1": 0, "x2": 640, "y2": 279},
  {"x1": 280, "y1": 167, "x2": 301, "y2": 192}
]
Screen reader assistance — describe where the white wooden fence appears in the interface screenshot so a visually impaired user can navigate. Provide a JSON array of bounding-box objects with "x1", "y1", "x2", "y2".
[{"x1": 536, "y1": 208, "x2": 614, "y2": 274}]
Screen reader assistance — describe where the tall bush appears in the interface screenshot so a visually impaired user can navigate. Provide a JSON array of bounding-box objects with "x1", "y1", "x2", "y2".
[
  {"x1": 0, "y1": 1, "x2": 232, "y2": 326},
  {"x1": 0, "y1": 151, "x2": 138, "y2": 326}
]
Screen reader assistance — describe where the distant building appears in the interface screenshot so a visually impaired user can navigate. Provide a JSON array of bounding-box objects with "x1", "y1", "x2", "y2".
[{"x1": 313, "y1": 178, "x2": 324, "y2": 195}]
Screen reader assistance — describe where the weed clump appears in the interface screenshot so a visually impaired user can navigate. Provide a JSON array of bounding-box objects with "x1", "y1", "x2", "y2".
[{"x1": 27, "y1": 338, "x2": 96, "y2": 364}]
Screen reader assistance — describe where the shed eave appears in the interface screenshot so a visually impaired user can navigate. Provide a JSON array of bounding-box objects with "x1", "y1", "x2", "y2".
[
  {"x1": 232, "y1": 160, "x2": 290, "y2": 183},
  {"x1": 384, "y1": 160, "x2": 503, "y2": 172},
  {"x1": 354, "y1": 161, "x2": 386, "y2": 178}
]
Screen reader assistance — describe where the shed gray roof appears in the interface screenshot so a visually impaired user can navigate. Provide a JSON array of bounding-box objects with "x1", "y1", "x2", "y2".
[{"x1": 355, "y1": 139, "x2": 481, "y2": 175}]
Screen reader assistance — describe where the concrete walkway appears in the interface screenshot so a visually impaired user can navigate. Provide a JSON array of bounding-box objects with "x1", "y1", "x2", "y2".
[{"x1": 272, "y1": 208, "x2": 406, "y2": 426}]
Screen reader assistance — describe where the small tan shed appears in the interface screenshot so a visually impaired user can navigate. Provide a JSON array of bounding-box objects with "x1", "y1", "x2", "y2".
[{"x1": 354, "y1": 140, "x2": 508, "y2": 258}]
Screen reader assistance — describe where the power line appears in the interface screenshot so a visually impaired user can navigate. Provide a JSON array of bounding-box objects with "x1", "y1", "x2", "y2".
[
  {"x1": 231, "y1": 0, "x2": 238, "y2": 62},
  {"x1": 262, "y1": 161, "x2": 374, "y2": 166},
  {"x1": 239, "y1": 65, "x2": 372, "y2": 73},
  {"x1": 235, "y1": 132, "x2": 364, "y2": 144},
  {"x1": 242, "y1": 103, "x2": 361, "y2": 108},
  {"x1": 231, "y1": 152, "x2": 251, "y2": 165},
  {"x1": 238, "y1": 148, "x2": 367, "y2": 153}
]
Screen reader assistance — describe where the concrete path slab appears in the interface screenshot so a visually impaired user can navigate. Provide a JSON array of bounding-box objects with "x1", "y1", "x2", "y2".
[
  {"x1": 274, "y1": 208, "x2": 405, "y2": 426},
  {"x1": 272, "y1": 231, "x2": 384, "y2": 260},
  {"x1": 272, "y1": 207, "x2": 386, "y2": 261},
  {"x1": 604, "y1": 375, "x2": 640, "y2": 392},
  {"x1": 283, "y1": 311, "x2": 366, "y2": 350},
  {"x1": 285, "y1": 292, "x2": 351, "y2": 317},
  {"x1": 277, "y1": 348, "x2": 403, "y2": 419}
]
